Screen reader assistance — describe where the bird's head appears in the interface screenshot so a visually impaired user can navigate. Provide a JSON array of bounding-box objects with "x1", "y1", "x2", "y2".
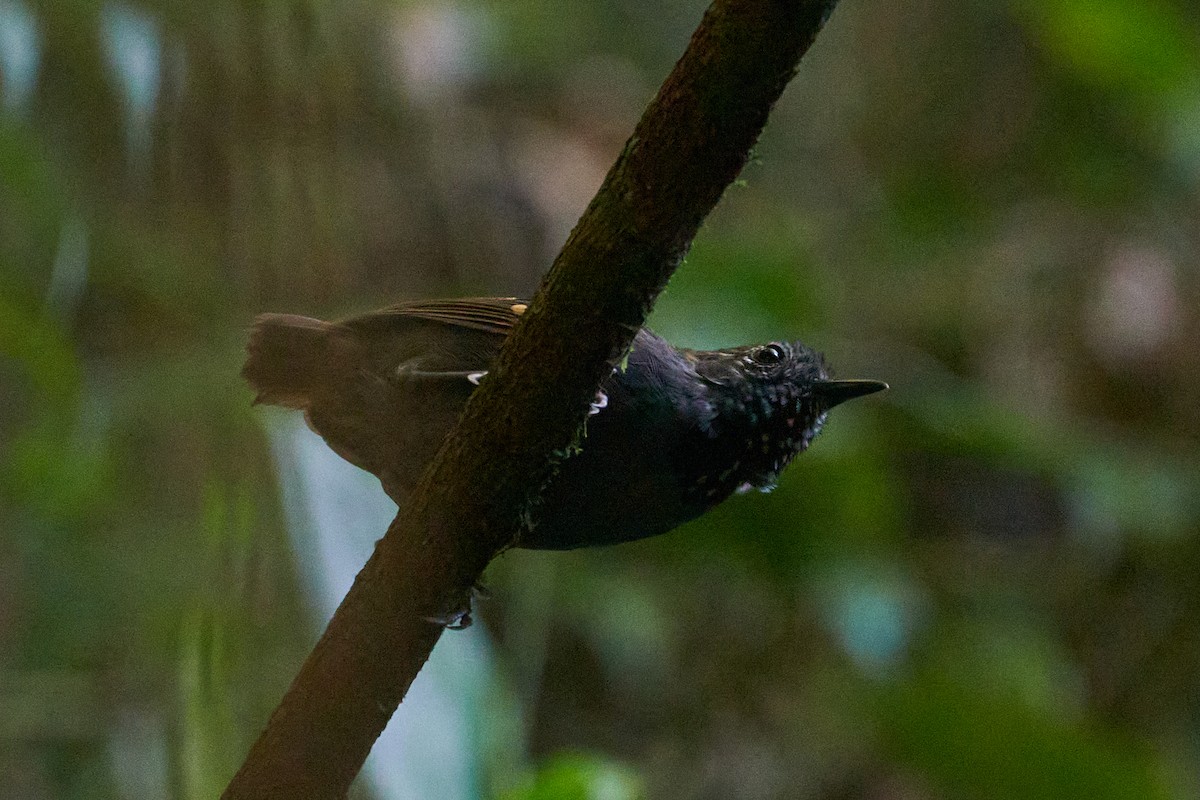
[{"x1": 689, "y1": 340, "x2": 887, "y2": 489}]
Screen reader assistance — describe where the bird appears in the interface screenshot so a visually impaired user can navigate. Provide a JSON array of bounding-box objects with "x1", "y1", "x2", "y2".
[{"x1": 242, "y1": 297, "x2": 886, "y2": 550}]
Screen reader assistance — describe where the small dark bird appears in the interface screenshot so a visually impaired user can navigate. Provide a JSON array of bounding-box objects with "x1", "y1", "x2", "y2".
[{"x1": 243, "y1": 298, "x2": 886, "y2": 550}]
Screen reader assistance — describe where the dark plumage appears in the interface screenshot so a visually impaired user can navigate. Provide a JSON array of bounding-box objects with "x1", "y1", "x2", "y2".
[{"x1": 243, "y1": 297, "x2": 886, "y2": 549}]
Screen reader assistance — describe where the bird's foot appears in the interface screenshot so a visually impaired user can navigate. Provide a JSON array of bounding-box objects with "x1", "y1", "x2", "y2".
[{"x1": 422, "y1": 582, "x2": 490, "y2": 630}]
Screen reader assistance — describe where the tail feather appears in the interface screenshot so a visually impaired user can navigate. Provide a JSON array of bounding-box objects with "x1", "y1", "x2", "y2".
[{"x1": 242, "y1": 313, "x2": 335, "y2": 409}]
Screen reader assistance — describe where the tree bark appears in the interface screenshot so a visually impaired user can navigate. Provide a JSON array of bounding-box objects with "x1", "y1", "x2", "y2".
[{"x1": 223, "y1": 0, "x2": 839, "y2": 796}]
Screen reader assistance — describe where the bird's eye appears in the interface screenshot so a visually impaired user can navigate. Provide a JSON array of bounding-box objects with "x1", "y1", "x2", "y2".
[{"x1": 753, "y1": 344, "x2": 785, "y2": 365}]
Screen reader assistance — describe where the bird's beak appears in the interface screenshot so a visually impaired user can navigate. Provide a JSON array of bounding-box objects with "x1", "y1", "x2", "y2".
[{"x1": 811, "y1": 379, "x2": 889, "y2": 408}]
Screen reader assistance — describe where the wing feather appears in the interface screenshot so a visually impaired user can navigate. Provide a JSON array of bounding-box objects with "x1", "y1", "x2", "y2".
[{"x1": 375, "y1": 297, "x2": 529, "y2": 335}]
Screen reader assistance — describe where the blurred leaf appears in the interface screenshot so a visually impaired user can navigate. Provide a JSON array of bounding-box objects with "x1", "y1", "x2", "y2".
[
  {"x1": 880, "y1": 672, "x2": 1173, "y2": 800},
  {"x1": 3, "y1": 415, "x2": 112, "y2": 523},
  {"x1": 922, "y1": 617, "x2": 1085, "y2": 717},
  {"x1": 1013, "y1": 0, "x2": 1199, "y2": 100},
  {"x1": 500, "y1": 752, "x2": 645, "y2": 800},
  {"x1": 0, "y1": 293, "x2": 113, "y2": 523},
  {"x1": 0, "y1": 291, "x2": 80, "y2": 411},
  {"x1": 0, "y1": 122, "x2": 66, "y2": 274},
  {"x1": 1068, "y1": 447, "x2": 1200, "y2": 544},
  {"x1": 179, "y1": 608, "x2": 241, "y2": 800}
]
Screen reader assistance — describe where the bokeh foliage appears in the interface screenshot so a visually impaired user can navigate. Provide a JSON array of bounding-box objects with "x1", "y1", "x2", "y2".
[{"x1": 2, "y1": 0, "x2": 1199, "y2": 797}]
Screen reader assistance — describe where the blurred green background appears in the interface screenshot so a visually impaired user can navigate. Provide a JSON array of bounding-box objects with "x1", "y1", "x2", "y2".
[{"x1": 3, "y1": 0, "x2": 1200, "y2": 797}]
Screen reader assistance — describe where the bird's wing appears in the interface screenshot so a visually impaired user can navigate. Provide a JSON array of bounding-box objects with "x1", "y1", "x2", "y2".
[
  {"x1": 304, "y1": 299, "x2": 533, "y2": 504},
  {"x1": 375, "y1": 297, "x2": 531, "y2": 335},
  {"x1": 337, "y1": 297, "x2": 532, "y2": 380}
]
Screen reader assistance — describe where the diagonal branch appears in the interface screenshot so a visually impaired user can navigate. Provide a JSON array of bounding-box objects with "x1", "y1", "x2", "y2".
[{"x1": 223, "y1": 0, "x2": 839, "y2": 796}]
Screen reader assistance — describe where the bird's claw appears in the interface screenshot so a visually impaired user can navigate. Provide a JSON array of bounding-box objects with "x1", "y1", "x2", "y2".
[{"x1": 422, "y1": 582, "x2": 490, "y2": 630}]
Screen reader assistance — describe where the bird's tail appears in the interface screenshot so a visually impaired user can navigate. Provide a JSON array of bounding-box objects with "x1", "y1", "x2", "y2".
[{"x1": 242, "y1": 313, "x2": 336, "y2": 409}]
